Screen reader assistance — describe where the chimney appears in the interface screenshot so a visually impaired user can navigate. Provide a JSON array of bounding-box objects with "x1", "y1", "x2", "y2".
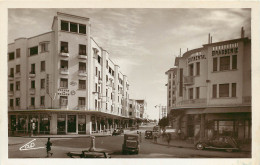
[
  {"x1": 211, "y1": 36, "x2": 212, "y2": 43},
  {"x1": 241, "y1": 27, "x2": 245, "y2": 38},
  {"x1": 208, "y1": 33, "x2": 211, "y2": 44}
]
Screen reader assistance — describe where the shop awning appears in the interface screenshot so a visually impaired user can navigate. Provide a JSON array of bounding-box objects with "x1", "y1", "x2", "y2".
[{"x1": 203, "y1": 106, "x2": 251, "y2": 114}]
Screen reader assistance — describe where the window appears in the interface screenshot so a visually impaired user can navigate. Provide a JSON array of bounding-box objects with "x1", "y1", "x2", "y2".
[
  {"x1": 213, "y1": 84, "x2": 217, "y2": 98},
  {"x1": 31, "y1": 97, "x2": 35, "y2": 106},
  {"x1": 31, "y1": 64, "x2": 35, "y2": 74},
  {"x1": 95, "y1": 99, "x2": 97, "y2": 109},
  {"x1": 196, "y1": 62, "x2": 200, "y2": 75},
  {"x1": 79, "y1": 24, "x2": 86, "y2": 34},
  {"x1": 9, "y1": 52, "x2": 15, "y2": 60},
  {"x1": 98, "y1": 55, "x2": 101, "y2": 64},
  {"x1": 70, "y1": 22, "x2": 78, "y2": 33},
  {"x1": 106, "y1": 75, "x2": 108, "y2": 82},
  {"x1": 106, "y1": 89, "x2": 108, "y2": 97},
  {"x1": 106, "y1": 60, "x2": 108, "y2": 69},
  {"x1": 41, "y1": 79, "x2": 45, "y2": 89},
  {"x1": 79, "y1": 62, "x2": 86, "y2": 71},
  {"x1": 16, "y1": 65, "x2": 20, "y2": 73},
  {"x1": 31, "y1": 80, "x2": 35, "y2": 89},
  {"x1": 29, "y1": 46, "x2": 38, "y2": 56},
  {"x1": 78, "y1": 97, "x2": 86, "y2": 106},
  {"x1": 169, "y1": 73, "x2": 171, "y2": 79},
  {"x1": 16, "y1": 49, "x2": 20, "y2": 58},
  {"x1": 40, "y1": 96, "x2": 45, "y2": 105},
  {"x1": 232, "y1": 83, "x2": 236, "y2": 97},
  {"x1": 79, "y1": 80, "x2": 86, "y2": 89},
  {"x1": 95, "y1": 83, "x2": 98, "y2": 92},
  {"x1": 10, "y1": 99, "x2": 14, "y2": 107},
  {"x1": 219, "y1": 84, "x2": 229, "y2": 97},
  {"x1": 60, "y1": 42, "x2": 69, "y2": 53},
  {"x1": 41, "y1": 61, "x2": 45, "y2": 72},
  {"x1": 60, "y1": 78, "x2": 68, "y2": 88},
  {"x1": 16, "y1": 81, "x2": 20, "y2": 91},
  {"x1": 129, "y1": 112, "x2": 132, "y2": 116},
  {"x1": 79, "y1": 44, "x2": 86, "y2": 55},
  {"x1": 196, "y1": 87, "x2": 200, "y2": 99},
  {"x1": 189, "y1": 88, "x2": 193, "y2": 100},
  {"x1": 61, "y1": 20, "x2": 69, "y2": 31},
  {"x1": 189, "y1": 64, "x2": 194, "y2": 76},
  {"x1": 179, "y1": 68, "x2": 183, "y2": 97},
  {"x1": 16, "y1": 98, "x2": 20, "y2": 106},
  {"x1": 40, "y1": 43, "x2": 48, "y2": 52},
  {"x1": 213, "y1": 58, "x2": 218, "y2": 72},
  {"x1": 60, "y1": 60, "x2": 68, "y2": 69},
  {"x1": 10, "y1": 68, "x2": 14, "y2": 77},
  {"x1": 60, "y1": 96, "x2": 68, "y2": 106},
  {"x1": 10, "y1": 83, "x2": 14, "y2": 91},
  {"x1": 232, "y1": 55, "x2": 237, "y2": 70},
  {"x1": 95, "y1": 67, "x2": 98, "y2": 76},
  {"x1": 220, "y1": 56, "x2": 230, "y2": 71}
]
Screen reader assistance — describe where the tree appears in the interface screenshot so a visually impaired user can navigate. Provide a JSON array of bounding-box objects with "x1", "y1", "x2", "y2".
[{"x1": 158, "y1": 117, "x2": 169, "y2": 130}]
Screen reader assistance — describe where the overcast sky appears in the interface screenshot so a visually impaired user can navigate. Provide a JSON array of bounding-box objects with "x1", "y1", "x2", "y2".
[{"x1": 8, "y1": 8, "x2": 251, "y2": 120}]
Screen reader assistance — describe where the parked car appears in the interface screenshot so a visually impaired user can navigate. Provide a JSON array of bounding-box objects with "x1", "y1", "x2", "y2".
[
  {"x1": 67, "y1": 150, "x2": 111, "y2": 158},
  {"x1": 195, "y1": 136, "x2": 240, "y2": 152},
  {"x1": 122, "y1": 134, "x2": 140, "y2": 154},
  {"x1": 145, "y1": 130, "x2": 153, "y2": 139},
  {"x1": 153, "y1": 126, "x2": 160, "y2": 132},
  {"x1": 112, "y1": 129, "x2": 122, "y2": 136}
]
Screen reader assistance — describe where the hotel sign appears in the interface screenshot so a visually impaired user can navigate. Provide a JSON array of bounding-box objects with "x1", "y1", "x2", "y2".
[
  {"x1": 188, "y1": 55, "x2": 206, "y2": 64},
  {"x1": 212, "y1": 47, "x2": 238, "y2": 56},
  {"x1": 57, "y1": 89, "x2": 70, "y2": 96}
]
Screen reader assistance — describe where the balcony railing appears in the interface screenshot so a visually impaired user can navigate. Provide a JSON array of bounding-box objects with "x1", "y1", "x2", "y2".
[
  {"x1": 60, "y1": 51, "x2": 69, "y2": 57},
  {"x1": 242, "y1": 96, "x2": 251, "y2": 105},
  {"x1": 78, "y1": 70, "x2": 87, "y2": 77},
  {"x1": 177, "y1": 98, "x2": 207, "y2": 107},
  {"x1": 183, "y1": 76, "x2": 194, "y2": 85},
  {"x1": 29, "y1": 72, "x2": 36, "y2": 78},
  {"x1": 60, "y1": 68, "x2": 69, "y2": 75},
  {"x1": 8, "y1": 91, "x2": 14, "y2": 96},
  {"x1": 78, "y1": 54, "x2": 87, "y2": 59}
]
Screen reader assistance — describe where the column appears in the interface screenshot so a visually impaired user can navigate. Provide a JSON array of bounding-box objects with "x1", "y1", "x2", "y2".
[
  {"x1": 50, "y1": 113, "x2": 57, "y2": 135},
  {"x1": 37, "y1": 114, "x2": 40, "y2": 134},
  {"x1": 65, "y1": 114, "x2": 68, "y2": 134},
  {"x1": 26, "y1": 114, "x2": 29, "y2": 135},
  {"x1": 86, "y1": 115, "x2": 92, "y2": 135},
  {"x1": 16, "y1": 114, "x2": 18, "y2": 131},
  {"x1": 76, "y1": 114, "x2": 78, "y2": 134}
]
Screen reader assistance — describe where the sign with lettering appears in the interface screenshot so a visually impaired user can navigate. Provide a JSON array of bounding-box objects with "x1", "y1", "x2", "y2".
[
  {"x1": 187, "y1": 54, "x2": 206, "y2": 64},
  {"x1": 46, "y1": 74, "x2": 49, "y2": 94},
  {"x1": 57, "y1": 89, "x2": 70, "y2": 96},
  {"x1": 212, "y1": 47, "x2": 238, "y2": 56}
]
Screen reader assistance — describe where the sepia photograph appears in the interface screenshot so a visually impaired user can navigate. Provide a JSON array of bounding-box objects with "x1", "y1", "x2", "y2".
[{"x1": 1, "y1": 2, "x2": 259, "y2": 164}]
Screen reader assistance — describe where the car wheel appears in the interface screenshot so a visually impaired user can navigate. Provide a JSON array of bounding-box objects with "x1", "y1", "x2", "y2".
[
  {"x1": 226, "y1": 149, "x2": 233, "y2": 152},
  {"x1": 196, "y1": 143, "x2": 204, "y2": 150}
]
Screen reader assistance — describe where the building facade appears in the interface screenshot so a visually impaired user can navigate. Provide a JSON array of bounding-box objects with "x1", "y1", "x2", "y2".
[
  {"x1": 166, "y1": 28, "x2": 251, "y2": 142},
  {"x1": 8, "y1": 12, "x2": 131, "y2": 135}
]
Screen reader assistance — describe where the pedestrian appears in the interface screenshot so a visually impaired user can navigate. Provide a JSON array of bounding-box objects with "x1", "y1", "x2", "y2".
[
  {"x1": 153, "y1": 132, "x2": 158, "y2": 143},
  {"x1": 139, "y1": 132, "x2": 142, "y2": 143},
  {"x1": 178, "y1": 129, "x2": 181, "y2": 140},
  {"x1": 167, "y1": 133, "x2": 171, "y2": 146},
  {"x1": 46, "y1": 137, "x2": 53, "y2": 157}
]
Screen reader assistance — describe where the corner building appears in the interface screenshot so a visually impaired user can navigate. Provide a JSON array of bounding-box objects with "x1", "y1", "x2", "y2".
[
  {"x1": 8, "y1": 12, "x2": 131, "y2": 135},
  {"x1": 166, "y1": 29, "x2": 251, "y2": 143}
]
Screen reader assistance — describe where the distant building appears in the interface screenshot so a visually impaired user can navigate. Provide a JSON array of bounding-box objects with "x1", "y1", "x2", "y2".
[
  {"x1": 166, "y1": 28, "x2": 251, "y2": 142},
  {"x1": 8, "y1": 12, "x2": 131, "y2": 135}
]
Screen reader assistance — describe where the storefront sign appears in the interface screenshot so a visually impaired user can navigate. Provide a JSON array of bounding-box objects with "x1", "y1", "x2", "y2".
[
  {"x1": 187, "y1": 55, "x2": 206, "y2": 64},
  {"x1": 57, "y1": 89, "x2": 70, "y2": 96},
  {"x1": 212, "y1": 47, "x2": 238, "y2": 56}
]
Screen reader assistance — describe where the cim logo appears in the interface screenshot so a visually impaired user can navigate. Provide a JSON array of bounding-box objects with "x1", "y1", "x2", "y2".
[{"x1": 19, "y1": 139, "x2": 45, "y2": 151}]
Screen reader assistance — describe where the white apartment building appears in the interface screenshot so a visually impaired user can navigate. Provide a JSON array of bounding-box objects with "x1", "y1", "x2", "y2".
[
  {"x1": 8, "y1": 12, "x2": 131, "y2": 135},
  {"x1": 166, "y1": 28, "x2": 251, "y2": 143}
]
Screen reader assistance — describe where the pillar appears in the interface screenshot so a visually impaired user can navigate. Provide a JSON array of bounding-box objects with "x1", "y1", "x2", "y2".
[
  {"x1": 50, "y1": 113, "x2": 57, "y2": 135},
  {"x1": 86, "y1": 115, "x2": 92, "y2": 135},
  {"x1": 76, "y1": 114, "x2": 78, "y2": 134},
  {"x1": 65, "y1": 114, "x2": 68, "y2": 134},
  {"x1": 16, "y1": 114, "x2": 18, "y2": 131},
  {"x1": 37, "y1": 114, "x2": 40, "y2": 134},
  {"x1": 26, "y1": 114, "x2": 29, "y2": 135}
]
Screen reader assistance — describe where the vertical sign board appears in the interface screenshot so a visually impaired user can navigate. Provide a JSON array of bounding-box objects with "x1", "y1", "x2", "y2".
[{"x1": 46, "y1": 74, "x2": 49, "y2": 94}]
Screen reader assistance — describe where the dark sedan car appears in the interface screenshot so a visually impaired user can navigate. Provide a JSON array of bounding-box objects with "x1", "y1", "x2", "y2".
[
  {"x1": 195, "y1": 136, "x2": 240, "y2": 152},
  {"x1": 145, "y1": 130, "x2": 153, "y2": 139},
  {"x1": 112, "y1": 129, "x2": 122, "y2": 136}
]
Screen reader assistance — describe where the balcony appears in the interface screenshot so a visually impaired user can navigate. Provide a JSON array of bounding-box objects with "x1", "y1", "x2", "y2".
[
  {"x1": 177, "y1": 98, "x2": 207, "y2": 107},
  {"x1": 59, "y1": 51, "x2": 69, "y2": 57},
  {"x1": 78, "y1": 70, "x2": 87, "y2": 77},
  {"x1": 29, "y1": 72, "x2": 36, "y2": 78},
  {"x1": 8, "y1": 74, "x2": 14, "y2": 81},
  {"x1": 60, "y1": 68, "x2": 69, "y2": 75},
  {"x1": 8, "y1": 91, "x2": 14, "y2": 96},
  {"x1": 29, "y1": 88, "x2": 35, "y2": 95},
  {"x1": 183, "y1": 76, "x2": 194, "y2": 85},
  {"x1": 78, "y1": 54, "x2": 87, "y2": 59},
  {"x1": 242, "y1": 96, "x2": 251, "y2": 105}
]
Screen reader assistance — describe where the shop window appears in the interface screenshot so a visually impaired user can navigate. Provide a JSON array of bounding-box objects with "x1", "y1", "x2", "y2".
[
  {"x1": 40, "y1": 115, "x2": 50, "y2": 134},
  {"x1": 70, "y1": 22, "x2": 78, "y2": 33},
  {"x1": 40, "y1": 96, "x2": 45, "y2": 105},
  {"x1": 213, "y1": 58, "x2": 218, "y2": 72},
  {"x1": 41, "y1": 61, "x2": 45, "y2": 72},
  {"x1": 60, "y1": 42, "x2": 69, "y2": 53},
  {"x1": 232, "y1": 55, "x2": 237, "y2": 70},
  {"x1": 220, "y1": 56, "x2": 230, "y2": 71},
  {"x1": 219, "y1": 84, "x2": 229, "y2": 97},
  {"x1": 29, "y1": 46, "x2": 38, "y2": 56},
  {"x1": 196, "y1": 62, "x2": 200, "y2": 75},
  {"x1": 212, "y1": 84, "x2": 217, "y2": 98},
  {"x1": 61, "y1": 20, "x2": 69, "y2": 31},
  {"x1": 10, "y1": 115, "x2": 16, "y2": 131},
  {"x1": 232, "y1": 83, "x2": 236, "y2": 97},
  {"x1": 41, "y1": 79, "x2": 45, "y2": 89},
  {"x1": 16, "y1": 49, "x2": 20, "y2": 58},
  {"x1": 79, "y1": 44, "x2": 86, "y2": 55},
  {"x1": 79, "y1": 24, "x2": 86, "y2": 34},
  {"x1": 17, "y1": 115, "x2": 27, "y2": 131},
  {"x1": 9, "y1": 52, "x2": 15, "y2": 60},
  {"x1": 60, "y1": 78, "x2": 68, "y2": 88},
  {"x1": 57, "y1": 114, "x2": 66, "y2": 134},
  {"x1": 78, "y1": 115, "x2": 86, "y2": 134}
]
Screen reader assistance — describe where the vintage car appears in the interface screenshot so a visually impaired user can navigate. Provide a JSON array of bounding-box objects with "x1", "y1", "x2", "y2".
[
  {"x1": 112, "y1": 129, "x2": 122, "y2": 136},
  {"x1": 153, "y1": 126, "x2": 160, "y2": 132},
  {"x1": 195, "y1": 136, "x2": 240, "y2": 152},
  {"x1": 145, "y1": 130, "x2": 153, "y2": 139},
  {"x1": 67, "y1": 150, "x2": 111, "y2": 158},
  {"x1": 122, "y1": 134, "x2": 140, "y2": 154}
]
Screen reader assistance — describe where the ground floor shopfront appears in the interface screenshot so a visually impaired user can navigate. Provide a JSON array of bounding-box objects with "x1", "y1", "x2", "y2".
[
  {"x1": 8, "y1": 110, "x2": 130, "y2": 136},
  {"x1": 171, "y1": 106, "x2": 251, "y2": 143}
]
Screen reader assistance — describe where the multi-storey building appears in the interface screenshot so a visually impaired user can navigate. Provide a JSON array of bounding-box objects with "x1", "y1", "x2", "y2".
[
  {"x1": 165, "y1": 68, "x2": 177, "y2": 114},
  {"x1": 166, "y1": 28, "x2": 251, "y2": 142},
  {"x1": 8, "y1": 12, "x2": 131, "y2": 135},
  {"x1": 136, "y1": 100, "x2": 147, "y2": 119}
]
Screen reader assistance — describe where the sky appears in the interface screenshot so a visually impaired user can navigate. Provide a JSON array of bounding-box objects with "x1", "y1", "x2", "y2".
[{"x1": 8, "y1": 8, "x2": 251, "y2": 120}]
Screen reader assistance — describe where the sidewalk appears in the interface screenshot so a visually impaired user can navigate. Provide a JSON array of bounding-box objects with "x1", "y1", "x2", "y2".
[{"x1": 154, "y1": 136, "x2": 251, "y2": 152}]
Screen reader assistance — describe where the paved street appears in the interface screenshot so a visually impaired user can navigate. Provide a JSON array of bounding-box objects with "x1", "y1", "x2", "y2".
[{"x1": 8, "y1": 125, "x2": 251, "y2": 158}]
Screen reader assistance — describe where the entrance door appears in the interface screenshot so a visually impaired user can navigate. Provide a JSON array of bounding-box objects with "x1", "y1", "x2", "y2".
[{"x1": 68, "y1": 115, "x2": 76, "y2": 133}]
